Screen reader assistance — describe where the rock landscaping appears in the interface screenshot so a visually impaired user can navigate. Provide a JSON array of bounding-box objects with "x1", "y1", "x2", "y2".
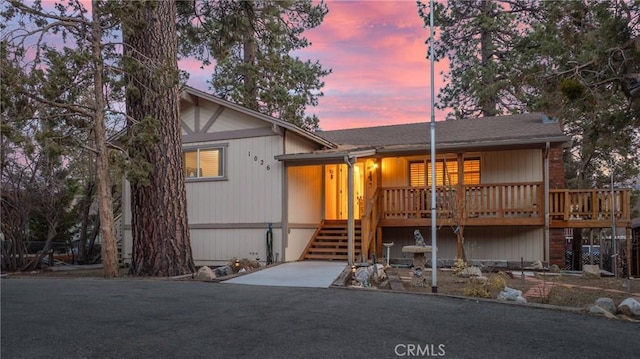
[
  {"x1": 366, "y1": 260, "x2": 640, "y2": 322},
  {"x1": 589, "y1": 297, "x2": 640, "y2": 320}
]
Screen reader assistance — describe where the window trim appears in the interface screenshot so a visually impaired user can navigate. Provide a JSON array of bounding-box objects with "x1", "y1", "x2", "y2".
[{"x1": 183, "y1": 143, "x2": 229, "y2": 182}]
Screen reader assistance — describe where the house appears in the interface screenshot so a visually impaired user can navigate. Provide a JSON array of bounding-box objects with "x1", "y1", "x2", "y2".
[
  {"x1": 121, "y1": 86, "x2": 334, "y2": 267},
  {"x1": 121, "y1": 87, "x2": 635, "y2": 275}
]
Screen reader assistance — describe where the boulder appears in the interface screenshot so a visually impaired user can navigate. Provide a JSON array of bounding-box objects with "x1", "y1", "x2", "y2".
[
  {"x1": 195, "y1": 266, "x2": 216, "y2": 281},
  {"x1": 459, "y1": 266, "x2": 482, "y2": 278},
  {"x1": 617, "y1": 298, "x2": 640, "y2": 318},
  {"x1": 588, "y1": 305, "x2": 618, "y2": 319},
  {"x1": 373, "y1": 264, "x2": 387, "y2": 280},
  {"x1": 214, "y1": 265, "x2": 233, "y2": 277},
  {"x1": 354, "y1": 267, "x2": 370, "y2": 283},
  {"x1": 515, "y1": 296, "x2": 528, "y2": 304},
  {"x1": 583, "y1": 265, "x2": 601, "y2": 278},
  {"x1": 594, "y1": 297, "x2": 616, "y2": 314},
  {"x1": 528, "y1": 260, "x2": 543, "y2": 270},
  {"x1": 549, "y1": 264, "x2": 560, "y2": 273},
  {"x1": 497, "y1": 287, "x2": 523, "y2": 301}
]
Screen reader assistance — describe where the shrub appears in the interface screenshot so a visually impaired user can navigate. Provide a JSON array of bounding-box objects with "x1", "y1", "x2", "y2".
[
  {"x1": 452, "y1": 258, "x2": 467, "y2": 276},
  {"x1": 464, "y1": 271, "x2": 508, "y2": 299}
]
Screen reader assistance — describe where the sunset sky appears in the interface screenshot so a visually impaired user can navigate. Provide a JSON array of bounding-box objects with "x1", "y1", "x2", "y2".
[
  {"x1": 185, "y1": 0, "x2": 450, "y2": 130},
  {"x1": 8, "y1": 1, "x2": 450, "y2": 130}
]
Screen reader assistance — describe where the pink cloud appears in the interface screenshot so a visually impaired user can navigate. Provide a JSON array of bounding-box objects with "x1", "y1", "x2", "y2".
[
  {"x1": 181, "y1": 0, "x2": 450, "y2": 131},
  {"x1": 298, "y1": 0, "x2": 450, "y2": 130}
]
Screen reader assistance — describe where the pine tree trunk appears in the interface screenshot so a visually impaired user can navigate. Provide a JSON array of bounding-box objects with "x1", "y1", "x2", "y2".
[
  {"x1": 241, "y1": 1, "x2": 258, "y2": 109},
  {"x1": 480, "y1": 0, "x2": 497, "y2": 117},
  {"x1": 92, "y1": 4, "x2": 119, "y2": 278},
  {"x1": 77, "y1": 179, "x2": 95, "y2": 264},
  {"x1": 124, "y1": 0, "x2": 195, "y2": 276}
]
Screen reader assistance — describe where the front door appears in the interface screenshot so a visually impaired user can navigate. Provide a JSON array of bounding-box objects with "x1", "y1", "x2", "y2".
[{"x1": 324, "y1": 163, "x2": 364, "y2": 220}]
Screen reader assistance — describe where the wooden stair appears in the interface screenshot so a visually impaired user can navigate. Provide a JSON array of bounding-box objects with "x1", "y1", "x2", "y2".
[{"x1": 300, "y1": 220, "x2": 361, "y2": 261}]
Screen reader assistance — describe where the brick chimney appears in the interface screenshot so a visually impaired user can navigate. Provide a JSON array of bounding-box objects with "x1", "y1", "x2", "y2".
[{"x1": 548, "y1": 147, "x2": 565, "y2": 189}]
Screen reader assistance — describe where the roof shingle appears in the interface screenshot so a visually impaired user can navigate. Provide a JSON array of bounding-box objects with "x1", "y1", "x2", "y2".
[{"x1": 317, "y1": 113, "x2": 568, "y2": 148}]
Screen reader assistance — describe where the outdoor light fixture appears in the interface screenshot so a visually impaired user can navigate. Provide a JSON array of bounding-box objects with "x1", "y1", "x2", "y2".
[
  {"x1": 234, "y1": 259, "x2": 240, "y2": 270},
  {"x1": 351, "y1": 265, "x2": 356, "y2": 274},
  {"x1": 368, "y1": 160, "x2": 378, "y2": 186}
]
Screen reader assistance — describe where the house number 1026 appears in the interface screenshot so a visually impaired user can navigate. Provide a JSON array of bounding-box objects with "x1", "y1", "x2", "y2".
[{"x1": 248, "y1": 151, "x2": 271, "y2": 171}]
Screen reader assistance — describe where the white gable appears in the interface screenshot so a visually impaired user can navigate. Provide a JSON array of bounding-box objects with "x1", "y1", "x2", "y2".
[
  {"x1": 180, "y1": 97, "x2": 270, "y2": 136},
  {"x1": 209, "y1": 105, "x2": 267, "y2": 132}
]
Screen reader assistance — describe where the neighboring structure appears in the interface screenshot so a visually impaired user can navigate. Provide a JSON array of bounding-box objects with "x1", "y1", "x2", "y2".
[{"x1": 122, "y1": 87, "x2": 634, "y2": 274}]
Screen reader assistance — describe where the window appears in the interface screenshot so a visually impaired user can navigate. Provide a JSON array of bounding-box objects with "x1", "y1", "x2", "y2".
[
  {"x1": 184, "y1": 147, "x2": 224, "y2": 179},
  {"x1": 410, "y1": 158, "x2": 480, "y2": 187}
]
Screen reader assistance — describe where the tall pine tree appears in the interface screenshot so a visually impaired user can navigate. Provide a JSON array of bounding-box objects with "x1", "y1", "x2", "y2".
[
  {"x1": 2, "y1": 0, "x2": 121, "y2": 276},
  {"x1": 418, "y1": 0, "x2": 534, "y2": 119},
  {"x1": 180, "y1": 0, "x2": 331, "y2": 131},
  {"x1": 418, "y1": 0, "x2": 639, "y2": 187},
  {"x1": 123, "y1": 0, "x2": 195, "y2": 276},
  {"x1": 519, "y1": 0, "x2": 640, "y2": 188}
]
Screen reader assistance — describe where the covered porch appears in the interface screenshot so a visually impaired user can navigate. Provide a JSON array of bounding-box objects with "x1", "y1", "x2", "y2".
[{"x1": 277, "y1": 113, "x2": 632, "y2": 268}]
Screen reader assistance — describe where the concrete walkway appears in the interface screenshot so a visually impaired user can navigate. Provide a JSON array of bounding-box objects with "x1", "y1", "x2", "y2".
[{"x1": 223, "y1": 261, "x2": 347, "y2": 288}]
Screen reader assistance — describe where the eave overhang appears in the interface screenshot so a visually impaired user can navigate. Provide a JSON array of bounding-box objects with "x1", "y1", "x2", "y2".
[
  {"x1": 376, "y1": 136, "x2": 572, "y2": 156},
  {"x1": 276, "y1": 136, "x2": 571, "y2": 165},
  {"x1": 275, "y1": 148, "x2": 376, "y2": 166}
]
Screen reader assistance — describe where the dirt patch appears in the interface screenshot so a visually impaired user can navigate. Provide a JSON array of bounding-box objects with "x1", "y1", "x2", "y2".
[
  {"x1": 5, "y1": 261, "x2": 268, "y2": 281},
  {"x1": 8, "y1": 267, "x2": 131, "y2": 278},
  {"x1": 388, "y1": 267, "x2": 640, "y2": 309}
]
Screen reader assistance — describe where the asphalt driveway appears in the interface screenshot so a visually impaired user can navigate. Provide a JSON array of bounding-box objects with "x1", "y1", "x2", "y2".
[{"x1": 2, "y1": 278, "x2": 638, "y2": 359}]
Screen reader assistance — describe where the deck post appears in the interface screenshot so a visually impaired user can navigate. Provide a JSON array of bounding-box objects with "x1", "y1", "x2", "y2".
[{"x1": 610, "y1": 165, "x2": 617, "y2": 277}]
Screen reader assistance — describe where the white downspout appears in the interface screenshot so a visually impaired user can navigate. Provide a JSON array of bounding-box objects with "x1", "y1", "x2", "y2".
[
  {"x1": 281, "y1": 135, "x2": 289, "y2": 262},
  {"x1": 345, "y1": 155, "x2": 355, "y2": 265},
  {"x1": 281, "y1": 163, "x2": 288, "y2": 262}
]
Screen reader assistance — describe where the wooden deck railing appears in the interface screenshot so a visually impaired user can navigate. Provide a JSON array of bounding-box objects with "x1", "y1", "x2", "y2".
[
  {"x1": 380, "y1": 184, "x2": 631, "y2": 226},
  {"x1": 381, "y1": 183, "x2": 543, "y2": 219},
  {"x1": 549, "y1": 188, "x2": 631, "y2": 222},
  {"x1": 361, "y1": 189, "x2": 380, "y2": 258}
]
